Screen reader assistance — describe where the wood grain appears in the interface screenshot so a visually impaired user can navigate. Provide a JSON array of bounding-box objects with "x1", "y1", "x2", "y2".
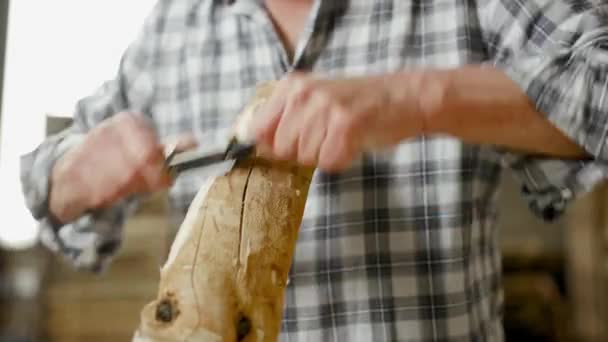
[{"x1": 134, "y1": 82, "x2": 315, "y2": 342}]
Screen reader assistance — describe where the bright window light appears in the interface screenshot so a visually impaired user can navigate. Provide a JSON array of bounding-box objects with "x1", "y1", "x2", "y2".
[{"x1": 0, "y1": 0, "x2": 157, "y2": 249}]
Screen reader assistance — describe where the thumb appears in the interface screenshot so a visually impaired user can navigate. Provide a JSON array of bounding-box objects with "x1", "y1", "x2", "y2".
[
  {"x1": 173, "y1": 134, "x2": 199, "y2": 153},
  {"x1": 163, "y1": 133, "x2": 199, "y2": 157}
]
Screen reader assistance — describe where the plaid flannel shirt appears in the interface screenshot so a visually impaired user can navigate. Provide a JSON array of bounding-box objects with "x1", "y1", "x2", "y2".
[{"x1": 20, "y1": 0, "x2": 608, "y2": 340}]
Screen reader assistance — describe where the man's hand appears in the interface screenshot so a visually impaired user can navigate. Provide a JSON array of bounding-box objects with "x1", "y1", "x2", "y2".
[
  {"x1": 49, "y1": 112, "x2": 195, "y2": 224},
  {"x1": 251, "y1": 66, "x2": 588, "y2": 173},
  {"x1": 252, "y1": 72, "x2": 432, "y2": 172}
]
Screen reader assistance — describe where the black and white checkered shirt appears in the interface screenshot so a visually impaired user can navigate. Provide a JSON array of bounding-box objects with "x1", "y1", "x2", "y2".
[{"x1": 20, "y1": 0, "x2": 608, "y2": 340}]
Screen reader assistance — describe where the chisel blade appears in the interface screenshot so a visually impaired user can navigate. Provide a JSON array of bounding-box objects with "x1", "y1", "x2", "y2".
[{"x1": 165, "y1": 139, "x2": 254, "y2": 178}]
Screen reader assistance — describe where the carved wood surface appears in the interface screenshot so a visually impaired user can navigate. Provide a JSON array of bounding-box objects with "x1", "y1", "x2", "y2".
[
  {"x1": 134, "y1": 82, "x2": 315, "y2": 341},
  {"x1": 134, "y1": 159, "x2": 313, "y2": 342}
]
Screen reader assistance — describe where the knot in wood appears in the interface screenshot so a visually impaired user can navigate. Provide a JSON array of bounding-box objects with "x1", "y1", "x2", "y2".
[
  {"x1": 236, "y1": 315, "x2": 252, "y2": 341},
  {"x1": 155, "y1": 299, "x2": 175, "y2": 323}
]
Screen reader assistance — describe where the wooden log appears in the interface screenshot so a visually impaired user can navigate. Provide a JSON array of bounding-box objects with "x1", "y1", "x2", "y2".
[{"x1": 133, "y1": 83, "x2": 314, "y2": 342}]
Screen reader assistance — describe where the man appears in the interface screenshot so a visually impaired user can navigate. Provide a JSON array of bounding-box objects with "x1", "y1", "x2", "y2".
[{"x1": 20, "y1": 0, "x2": 608, "y2": 340}]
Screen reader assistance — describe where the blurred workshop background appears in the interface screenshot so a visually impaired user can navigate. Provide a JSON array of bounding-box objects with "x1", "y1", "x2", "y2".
[{"x1": 0, "y1": 1, "x2": 606, "y2": 341}]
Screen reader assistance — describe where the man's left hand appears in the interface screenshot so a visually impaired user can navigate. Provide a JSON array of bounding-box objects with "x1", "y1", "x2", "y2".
[{"x1": 252, "y1": 72, "x2": 434, "y2": 172}]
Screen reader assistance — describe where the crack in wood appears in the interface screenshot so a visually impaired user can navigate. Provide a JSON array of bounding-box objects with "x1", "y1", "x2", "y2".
[{"x1": 237, "y1": 164, "x2": 255, "y2": 270}]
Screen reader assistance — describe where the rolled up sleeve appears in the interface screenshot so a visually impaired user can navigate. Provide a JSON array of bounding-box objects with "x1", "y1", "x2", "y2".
[
  {"x1": 19, "y1": 1, "x2": 165, "y2": 272},
  {"x1": 480, "y1": 1, "x2": 608, "y2": 220}
]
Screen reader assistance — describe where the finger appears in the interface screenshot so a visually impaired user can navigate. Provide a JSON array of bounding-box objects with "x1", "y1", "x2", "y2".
[
  {"x1": 256, "y1": 105, "x2": 283, "y2": 152},
  {"x1": 126, "y1": 162, "x2": 170, "y2": 196},
  {"x1": 172, "y1": 133, "x2": 199, "y2": 153},
  {"x1": 318, "y1": 107, "x2": 362, "y2": 173},
  {"x1": 162, "y1": 133, "x2": 199, "y2": 162},
  {"x1": 134, "y1": 146, "x2": 172, "y2": 193},
  {"x1": 114, "y1": 113, "x2": 169, "y2": 191},
  {"x1": 253, "y1": 77, "x2": 292, "y2": 146},
  {"x1": 273, "y1": 101, "x2": 305, "y2": 161},
  {"x1": 255, "y1": 143, "x2": 276, "y2": 160},
  {"x1": 298, "y1": 94, "x2": 330, "y2": 166},
  {"x1": 273, "y1": 76, "x2": 317, "y2": 160}
]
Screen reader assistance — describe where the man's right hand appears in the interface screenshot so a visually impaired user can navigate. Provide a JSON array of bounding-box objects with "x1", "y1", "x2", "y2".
[{"x1": 49, "y1": 112, "x2": 192, "y2": 224}]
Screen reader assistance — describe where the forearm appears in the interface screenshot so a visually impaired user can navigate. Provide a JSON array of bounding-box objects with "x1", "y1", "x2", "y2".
[{"x1": 415, "y1": 65, "x2": 589, "y2": 159}]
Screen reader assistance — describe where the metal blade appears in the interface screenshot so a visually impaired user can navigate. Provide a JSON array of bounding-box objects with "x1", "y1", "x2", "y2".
[
  {"x1": 224, "y1": 141, "x2": 255, "y2": 160},
  {"x1": 174, "y1": 158, "x2": 238, "y2": 179},
  {"x1": 165, "y1": 140, "x2": 255, "y2": 176},
  {"x1": 167, "y1": 148, "x2": 227, "y2": 175}
]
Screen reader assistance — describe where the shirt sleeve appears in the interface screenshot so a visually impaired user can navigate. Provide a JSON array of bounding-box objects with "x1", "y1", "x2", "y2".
[
  {"x1": 478, "y1": 1, "x2": 608, "y2": 221},
  {"x1": 19, "y1": 1, "x2": 166, "y2": 272}
]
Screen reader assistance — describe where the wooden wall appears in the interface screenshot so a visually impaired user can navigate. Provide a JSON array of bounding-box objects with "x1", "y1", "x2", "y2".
[
  {"x1": 565, "y1": 183, "x2": 608, "y2": 342},
  {"x1": 41, "y1": 193, "x2": 173, "y2": 342},
  {"x1": 0, "y1": 247, "x2": 47, "y2": 341}
]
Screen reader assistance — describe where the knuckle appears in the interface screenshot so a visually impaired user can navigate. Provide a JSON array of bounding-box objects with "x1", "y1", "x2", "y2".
[
  {"x1": 124, "y1": 117, "x2": 144, "y2": 136},
  {"x1": 331, "y1": 102, "x2": 349, "y2": 118},
  {"x1": 312, "y1": 90, "x2": 332, "y2": 108},
  {"x1": 332, "y1": 106, "x2": 356, "y2": 134},
  {"x1": 114, "y1": 111, "x2": 137, "y2": 128},
  {"x1": 290, "y1": 76, "x2": 315, "y2": 102},
  {"x1": 119, "y1": 112, "x2": 154, "y2": 138},
  {"x1": 89, "y1": 122, "x2": 111, "y2": 143},
  {"x1": 92, "y1": 123, "x2": 121, "y2": 150}
]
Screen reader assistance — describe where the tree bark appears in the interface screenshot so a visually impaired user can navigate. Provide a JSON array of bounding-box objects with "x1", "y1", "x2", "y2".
[{"x1": 133, "y1": 83, "x2": 314, "y2": 342}]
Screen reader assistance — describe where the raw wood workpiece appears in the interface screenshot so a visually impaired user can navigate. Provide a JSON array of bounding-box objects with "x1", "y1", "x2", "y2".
[{"x1": 133, "y1": 83, "x2": 315, "y2": 342}]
